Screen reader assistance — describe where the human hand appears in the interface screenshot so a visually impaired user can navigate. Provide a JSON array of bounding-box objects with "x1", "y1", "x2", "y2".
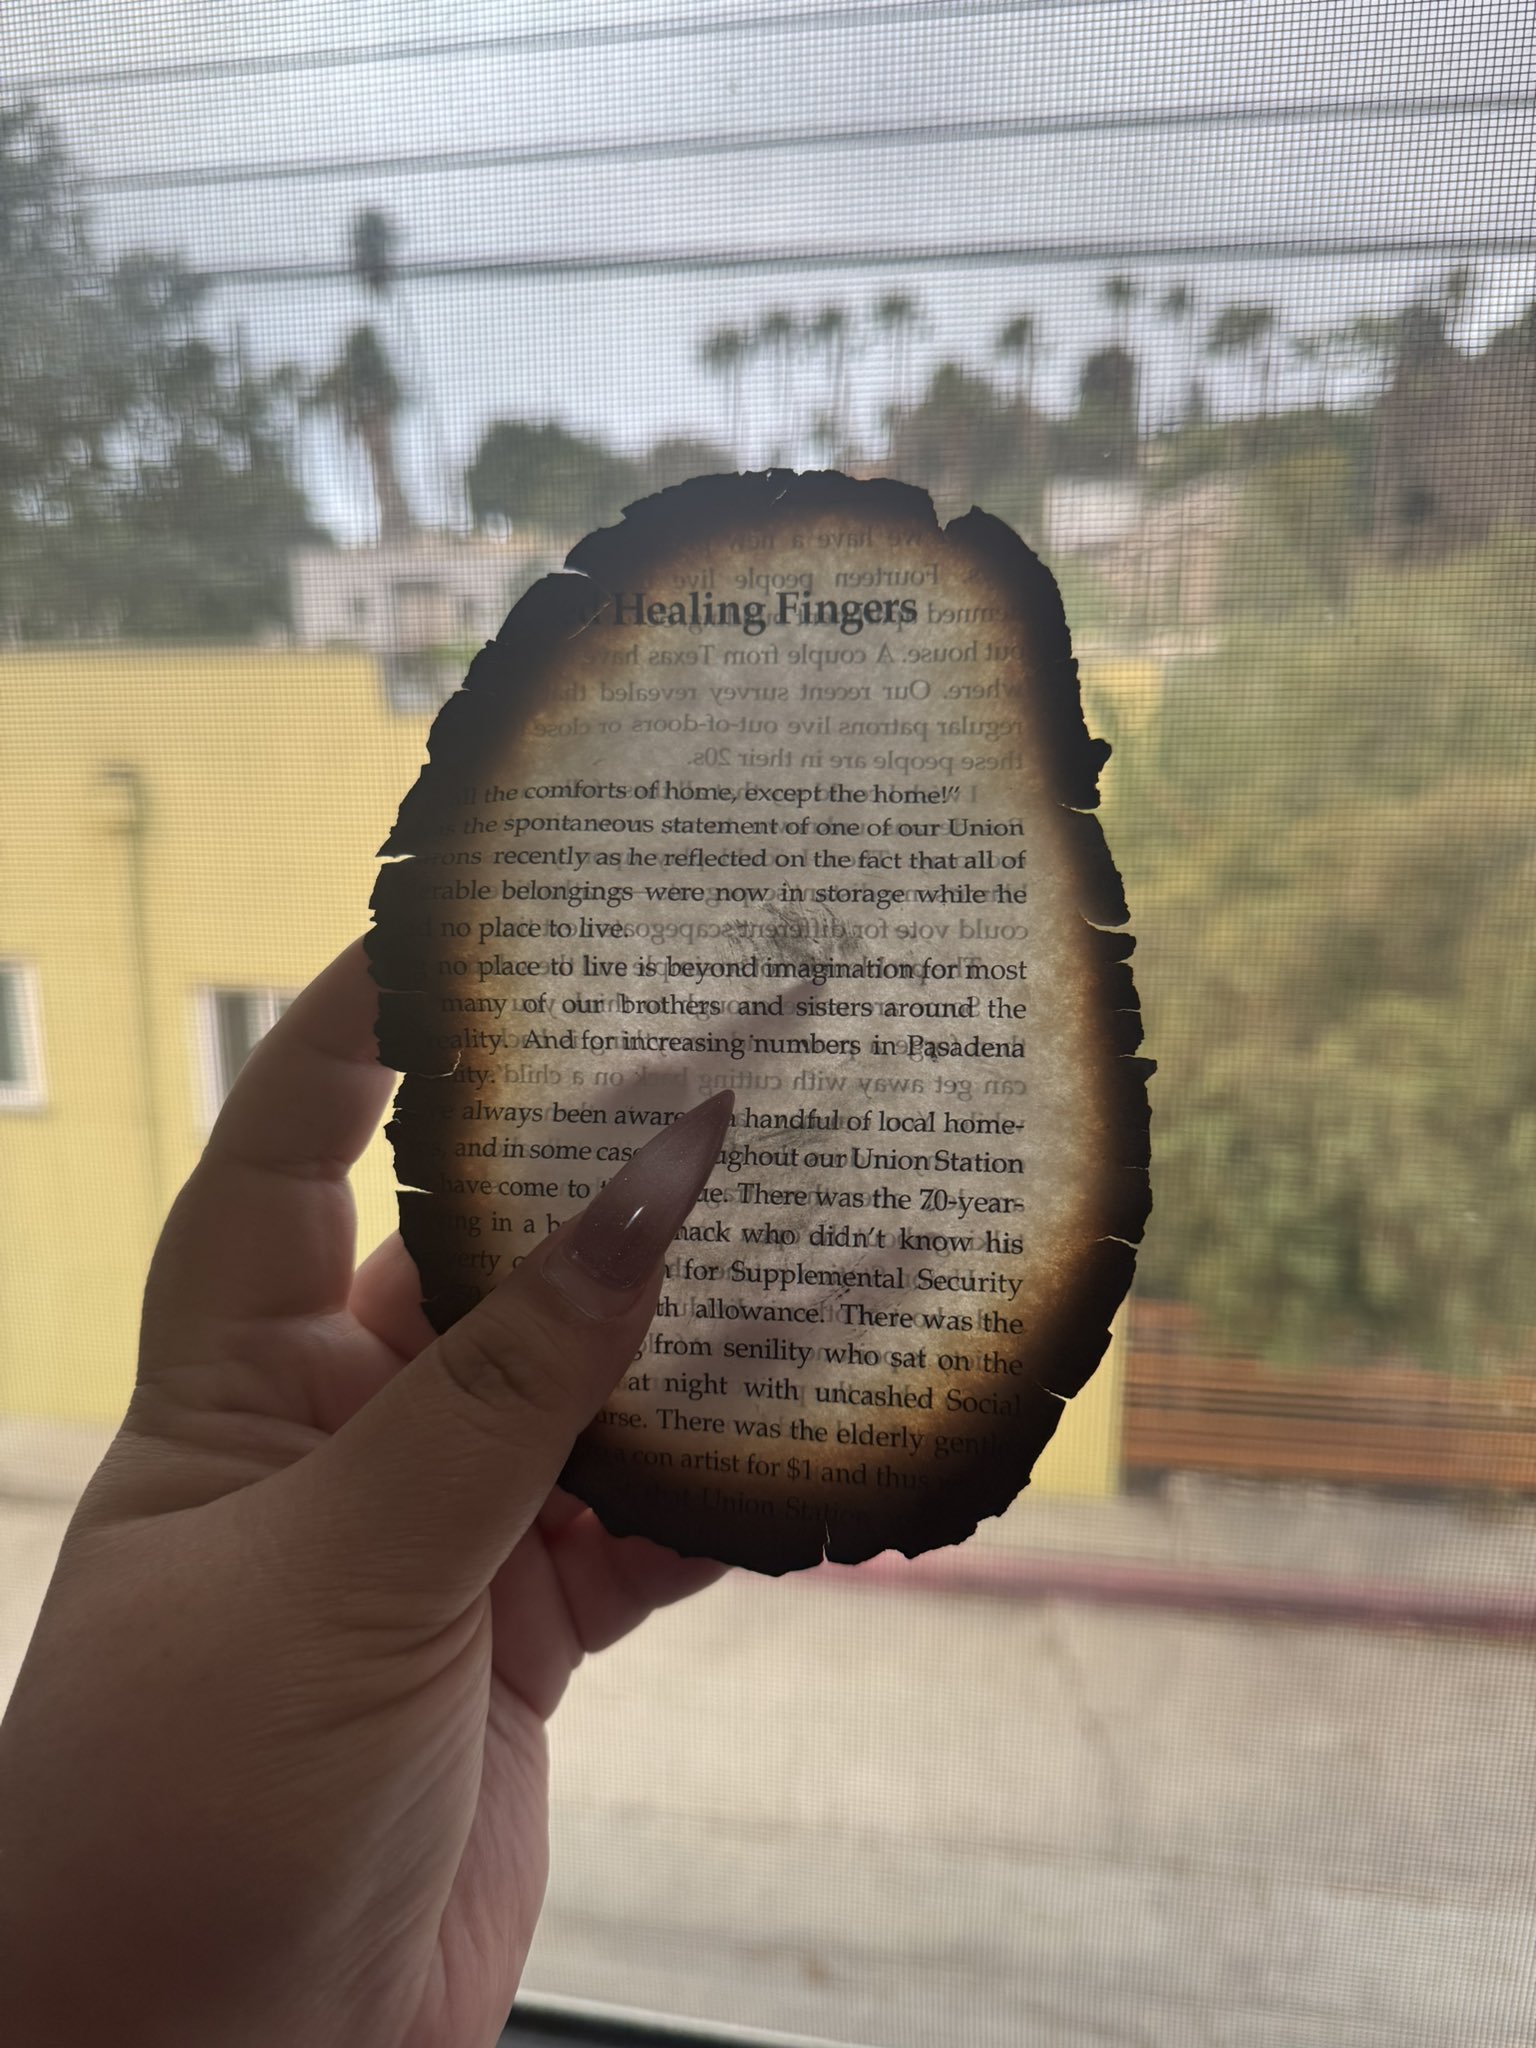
[{"x1": 0, "y1": 941, "x2": 732, "y2": 2048}]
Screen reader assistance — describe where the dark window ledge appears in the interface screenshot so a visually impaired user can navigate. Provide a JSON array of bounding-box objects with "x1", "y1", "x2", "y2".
[{"x1": 504, "y1": 1991, "x2": 867, "y2": 2048}]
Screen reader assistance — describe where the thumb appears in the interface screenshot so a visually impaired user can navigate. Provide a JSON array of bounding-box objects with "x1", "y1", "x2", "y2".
[{"x1": 286, "y1": 1090, "x2": 734, "y2": 1614}]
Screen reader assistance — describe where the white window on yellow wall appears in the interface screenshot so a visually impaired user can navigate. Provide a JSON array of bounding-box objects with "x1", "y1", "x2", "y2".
[
  {"x1": 196, "y1": 987, "x2": 294, "y2": 1123},
  {"x1": 0, "y1": 962, "x2": 45, "y2": 1111}
]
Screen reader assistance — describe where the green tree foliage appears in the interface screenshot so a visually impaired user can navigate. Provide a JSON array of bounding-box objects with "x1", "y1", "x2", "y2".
[
  {"x1": 1145, "y1": 401, "x2": 1371, "y2": 514},
  {"x1": 0, "y1": 102, "x2": 119, "y2": 518},
  {"x1": 466, "y1": 420, "x2": 630, "y2": 534},
  {"x1": 885, "y1": 362, "x2": 1047, "y2": 530},
  {"x1": 635, "y1": 435, "x2": 734, "y2": 497},
  {"x1": 1113, "y1": 536, "x2": 1536, "y2": 1367},
  {"x1": 1218, "y1": 447, "x2": 1369, "y2": 615},
  {"x1": 464, "y1": 419, "x2": 730, "y2": 537},
  {"x1": 1488, "y1": 299, "x2": 1536, "y2": 360},
  {"x1": 0, "y1": 100, "x2": 320, "y2": 640},
  {"x1": 1057, "y1": 345, "x2": 1139, "y2": 474}
]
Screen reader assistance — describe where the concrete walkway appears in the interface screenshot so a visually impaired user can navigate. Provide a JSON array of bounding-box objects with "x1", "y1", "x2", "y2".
[{"x1": 528, "y1": 1567, "x2": 1536, "y2": 2046}]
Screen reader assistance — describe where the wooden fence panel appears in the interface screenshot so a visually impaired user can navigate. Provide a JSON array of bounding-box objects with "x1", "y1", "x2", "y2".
[{"x1": 1123, "y1": 1301, "x2": 1536, "y2": 1492}]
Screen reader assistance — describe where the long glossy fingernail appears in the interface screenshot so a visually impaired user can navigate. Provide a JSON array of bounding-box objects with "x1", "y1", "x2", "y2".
[{"x1": 543, "y1": 1090, "x2": 734, "y2": 1319}]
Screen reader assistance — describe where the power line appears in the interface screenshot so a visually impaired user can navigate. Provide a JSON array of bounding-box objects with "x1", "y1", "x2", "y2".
[
  {"x1": 13, "y1": 0, "x2": 1126, "y2": 95},
  {"x1": 180, "y1": 229, "x2": 1536, "y2": 292},
  {"x1": 81, "y1": 87, "x2": 1536, "y2": 197}
]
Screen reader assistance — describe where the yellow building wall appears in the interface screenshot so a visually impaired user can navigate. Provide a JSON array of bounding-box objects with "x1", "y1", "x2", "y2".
[
  {"x1": 0, "y1": 649, "x2": 426, "y2": 1425},
  {"x1": 0, "y1": 645, "x2": 1123, "y2": 1497}
]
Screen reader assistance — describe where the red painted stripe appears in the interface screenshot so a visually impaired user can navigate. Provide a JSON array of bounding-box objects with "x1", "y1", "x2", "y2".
[{"x1": 815, "y1": 1549, "x2": 1536, "y2": 1639}]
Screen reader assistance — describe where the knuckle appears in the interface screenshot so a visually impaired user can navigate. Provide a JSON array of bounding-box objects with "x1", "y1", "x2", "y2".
[{"x1": 433, "y1": 1294, "x2": 574, "y2": 1427}]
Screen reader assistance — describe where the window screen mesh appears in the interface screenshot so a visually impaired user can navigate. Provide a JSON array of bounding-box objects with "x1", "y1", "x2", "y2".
[{"x1": 1, "y1": 5, "x2": 1534, "y2": 2043}]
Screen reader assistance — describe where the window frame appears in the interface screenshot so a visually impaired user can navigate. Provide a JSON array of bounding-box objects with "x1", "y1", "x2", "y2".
[
  {"x1": 193, "y1": 984, "x2": 294, "y2": 1126},
  {"x1": 504, "y1": 1990, "x2": 858, "y2": 2048},
  {"x1": 0, "y1": 960, "x2": 46, "y2": 1113}
]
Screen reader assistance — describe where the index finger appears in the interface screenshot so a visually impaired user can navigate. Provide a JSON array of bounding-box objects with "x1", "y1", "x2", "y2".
[{"x1": 147, "y1": 940, "x2": 396, "y2": 1328}]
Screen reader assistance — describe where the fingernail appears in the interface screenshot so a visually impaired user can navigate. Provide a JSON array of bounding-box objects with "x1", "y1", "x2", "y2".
[{"x1": 543, "y1": 1091, "x2": 734, "y2": 1320}]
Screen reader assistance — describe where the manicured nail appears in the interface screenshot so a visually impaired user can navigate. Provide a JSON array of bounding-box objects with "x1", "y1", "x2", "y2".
[{"x1": 543, "y1": 1091, "x2": 735, "y2": 1319}]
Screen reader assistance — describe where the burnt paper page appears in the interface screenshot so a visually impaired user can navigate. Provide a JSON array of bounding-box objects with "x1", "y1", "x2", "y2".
[{"x1": 369, "y1": 471, "x2": 1151, "y2": 1573}]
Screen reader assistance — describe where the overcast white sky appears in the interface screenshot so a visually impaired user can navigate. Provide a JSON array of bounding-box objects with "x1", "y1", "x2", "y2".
[{"x1": 6, "y1": 0, "x2": 1532, "y2": 535}]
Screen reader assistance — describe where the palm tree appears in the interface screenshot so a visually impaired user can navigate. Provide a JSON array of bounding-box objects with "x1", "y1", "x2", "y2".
[
  {"x1": 342, "y1": 205, "x2": 463, "y2": 529},
  {"x1": 1101, "y1": 273, "x2": 1141, "y2": 351},
  {"x1": 807, "y1": 409, "x2": 842, "y2": 468},
  {"x1": 1340, "y1": 311, "x2": 1402, "y2": 398},
  {"x1": 1394, "y1": 297, "x2": 1452, "y2": 370},
  {"x1": 310, "y1": 323, "x2": 413, "y2": 541},
  {"x1": 699, "y1": 324, "x2": 749, "y2": 455},
  {"x1": 756, "y1": 306, "x2": 799, "y2": 463},
  {"x1": 1206, "y1": 302, "x2": 1278, "y2": 418},
  {"x1": 807, "y1": 304, "x2": 851, "y2": 451},
  {"x1": 1289, "y1": 331, "x2": 1329, "y2": 410},
  {"x1": 350, "y1": 208, "x2": 399, "y2": 300},
  {"x1": 1440, "y1": 264, "x2": 1476, "y2": 349},
  {"x1": 994, "y1": 311, "x2": 1041, "y2": 409},
  {"x1": 873, "y1": 291, "x2": 922, "y2": 416},
  {"x1": 1158, "y1": 280, "x2": 1198, "y2": 423},
  {"x1": 1099, "y1": 276, "x2": 1144, "y2": 441}
]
